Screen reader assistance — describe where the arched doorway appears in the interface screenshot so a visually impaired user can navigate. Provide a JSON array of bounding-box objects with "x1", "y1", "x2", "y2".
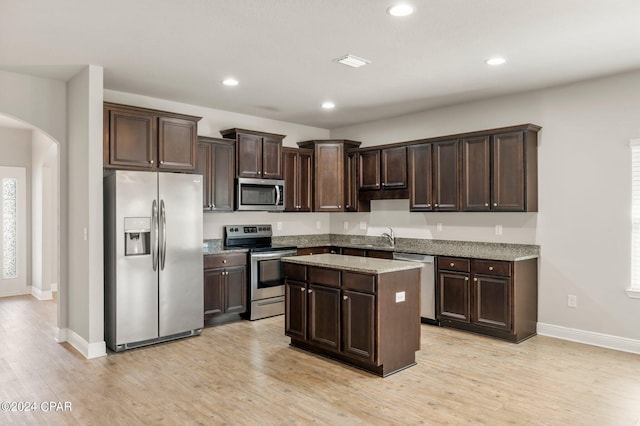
[{"x1": 0, "y1": 114, "x2": 61, "y2": 334}]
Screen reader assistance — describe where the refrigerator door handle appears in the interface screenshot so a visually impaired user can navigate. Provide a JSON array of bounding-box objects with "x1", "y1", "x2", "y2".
[
  {"x1": 152, "y1": 199, "x2": 159, "y2": 271},
  {"x1": 160, "y1": 199, "x2": 167, "y2": 270}
]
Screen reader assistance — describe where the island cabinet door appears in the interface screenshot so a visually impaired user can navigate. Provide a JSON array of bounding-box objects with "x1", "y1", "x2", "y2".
[
  {"x1": 308, "y1": 284, "x2": 341, "y2": 351},
  {"x1": 285, "y1": 280, "x2": 307, "y2": 340},
  {"x1": 342, "y1": 289, "x2": 376, "y2": 364}
]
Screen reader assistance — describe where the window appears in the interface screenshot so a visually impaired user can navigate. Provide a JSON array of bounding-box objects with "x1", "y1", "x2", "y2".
[
  {"x1": 2, "y1": 177, "x2": 17, "y2": 279},
  {"x1": 629, "y1": 139, "x2": 640, "y2": 298}
]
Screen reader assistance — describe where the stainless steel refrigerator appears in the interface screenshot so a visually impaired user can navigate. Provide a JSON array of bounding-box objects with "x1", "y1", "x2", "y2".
[{"x1": 104, "y1": 170, "x2": 203, "y2": 351}]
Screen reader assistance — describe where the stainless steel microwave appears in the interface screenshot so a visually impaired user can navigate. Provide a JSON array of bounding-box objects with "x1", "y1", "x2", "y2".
[{"x1": 236, "y1": 178, "x2": 285, "y2": 211}]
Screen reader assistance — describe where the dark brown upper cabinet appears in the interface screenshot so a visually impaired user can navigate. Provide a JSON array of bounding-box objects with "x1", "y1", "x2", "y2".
[
  {"x1": 220, "y1": 128, "x2": 285, "y2": 179},
  {"x1": 104, "y1": 103, "x2": 200, "y2": 172},
  {"x1": 358, "y1": 146, "x2": 407, "y2": 191},
  {"x1": 282, "y1": 147, "x2": 313, "y2": 212},
  {"x1": 461, "y1": 126, "x2": 539, "y2": 212},
  {"x1": 344, "y1": 150, "x2": 360, "y2": 212},
  {"x1": 462, "y1": 136, "x2": 491, "y2": 211},
  {"x1": 196, "y1": 137, "x2": 235, "y2": 212},
  {"x1": 409, "y1": 140, "x2": 460, "y2": 211},
  {"x1": 297, "y1": 140, "x2": 361, "y2": 212}
]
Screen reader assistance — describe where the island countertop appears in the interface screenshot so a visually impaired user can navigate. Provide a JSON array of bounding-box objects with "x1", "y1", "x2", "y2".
[{"x1": 282, "y1": 253, "x2": 422, "y2": 274}]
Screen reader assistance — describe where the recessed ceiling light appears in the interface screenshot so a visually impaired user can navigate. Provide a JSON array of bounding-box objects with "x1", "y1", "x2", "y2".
[
  {"x1": 387, "y1": 4, "x2": 415, "y2": 17},
  {"x1": 222, "y1": 78, "x2": 239, "y2": 86},
  {"x1": 485, "y1": 57, "x2": 507, "y2": 66},
  {"x1": 321, "y1": 101, "x2": 335, "y2": 110},
  {"x1": 333, "y1": 54, "x2": 371, "y2": 68}
]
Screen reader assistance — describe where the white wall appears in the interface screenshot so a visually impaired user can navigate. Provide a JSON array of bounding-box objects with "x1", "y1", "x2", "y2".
[
  {"x1": 0, "y1": 128, "x2": 32, "y2": 291},
  {"x1": 66, "y1": 65, "x2": 105, "y2": 358},
  {"x1": 331, "y1": 69, "x2": 640, "y2": 343}
]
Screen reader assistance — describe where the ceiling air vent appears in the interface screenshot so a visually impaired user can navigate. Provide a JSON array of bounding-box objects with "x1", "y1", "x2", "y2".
[{"x1": 333, "y1": 54, "x2": 371, "y2": 68}]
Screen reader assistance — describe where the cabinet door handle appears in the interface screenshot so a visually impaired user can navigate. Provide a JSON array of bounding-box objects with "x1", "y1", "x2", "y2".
[
  {"x1": 346, "y1": 204, "x2": 350, "y2": 208},
  {"x1": 300, "y1": 287, "x2": 305, "y2": 292},
  {"x1": 473, "y1": 277, "x2": 478, "y2": 282},
  {"x1": 149, "y1": 160, "x2": 154, "y2": 164},
  {"x1": 493, "y1": 203, "x2": 498, "y2": 207},
  {"x1": 381, "y1": 183, "x2": 386, "y2": 187},
  {"x1": 212, "y1": 203, "x2": 215, "y2": 208},
  {"x1": 308, "y1": 289, "x2": 313, "y2": 293},
  {"x1": 426, "y1": 204, "x2": 431, "y2": 207},
  {"x1": 338, "y1": 205, "x2": 342, "y2": 208},
  {"x1": 343, "y1": 295, "x2": 348, "y2": 300},
  {"x1": 435, "y1": 203, "x2": 439, "y2": 207},
  {"x1": 159, "y1": 161, "x2": 164, "y2": 164},
  {"x1": 465, "y1": 277, "x2": 469, "y2": 281},
  {"x1": 484, "y1": 203, "x2": 489, "y2": 207}
]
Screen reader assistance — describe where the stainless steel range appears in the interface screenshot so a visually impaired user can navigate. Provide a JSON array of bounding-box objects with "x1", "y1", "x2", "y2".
[{"x1": 224, "y1": 225, "x2": 297, "y2": 320}]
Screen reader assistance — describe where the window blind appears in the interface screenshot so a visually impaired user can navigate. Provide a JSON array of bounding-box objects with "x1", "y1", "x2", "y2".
[{"x1": 631, "y1": 140, "x2": 640, "y2": 291}]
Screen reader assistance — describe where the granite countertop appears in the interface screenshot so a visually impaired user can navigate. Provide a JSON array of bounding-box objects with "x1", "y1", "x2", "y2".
[
  {"x1": 283, "y1": 253, "x2": 422, "y2": 274},
  {"x1": 202, "y1": 239, "x2": 248, "y2": 255},
  {"x1": 273, "y1": 234, "x2": 539, "y2": 261}
]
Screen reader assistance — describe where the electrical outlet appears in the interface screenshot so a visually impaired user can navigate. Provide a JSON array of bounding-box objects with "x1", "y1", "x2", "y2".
[
  {"x1": 495, "y1": 224, "x2": 503, "y2": 235},
  {"x1": 568, "y1": 294, "x2": 577, "y2": 308},
  {"x1": 359, "y1": 221, "x2": 367, "y2": 230},
  {"x1": 436, "y1": 223, "x2": 443, "y2": 232},
  {"x1": 276, "y1": 222, "x2": 282, "y2": 231},
  {"x1": 316, "y1": 220, "x2": 321, "y2": 230},
  {"x1": 395, "y1": 291, "x2": 406, "y2": 303},
  {"x1": 343, "y1": 221, "x2": 349, "y2": 230}
]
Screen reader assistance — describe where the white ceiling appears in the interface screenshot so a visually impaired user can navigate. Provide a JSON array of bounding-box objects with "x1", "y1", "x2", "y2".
[{"x1": 2, "y1": 0, "x2": 640, "y2": 129}]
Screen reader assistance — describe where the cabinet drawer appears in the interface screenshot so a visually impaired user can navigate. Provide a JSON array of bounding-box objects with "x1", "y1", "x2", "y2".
[
  {"x1": 472, "y1": 260, "x2": 511, "y2": 277},
  {"x1": 342, "y1": 271, "x2": 376, "y2": 294},
  {"x1": 285, "y1": 263, "x2": 307, "y2": 281},
  {"x1": 437, "y1": 256, "x2": 470, "y2": 272},
  {"x1": 204, "y1": 252, "x2": 247, "y2": 269},
  {"x1": 342, "y1": 248, "x2": 366, "y2": 257},
  {"x1": 297, "y1": 247, "x2": 330, "y2": 256},
  {"x1": 366, "y1": 249, "x2": 393, "y2": 260},
  {"x1": 308, "y1": 267, "x2": 340, "y2": 288}
]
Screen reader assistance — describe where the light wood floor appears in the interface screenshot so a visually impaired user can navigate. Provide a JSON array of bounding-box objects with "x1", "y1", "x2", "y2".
[{"x1": 1, "y1": 295, "x2": 639, "y2": 425}]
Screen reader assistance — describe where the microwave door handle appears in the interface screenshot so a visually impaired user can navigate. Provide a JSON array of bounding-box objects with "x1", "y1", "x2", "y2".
[{"x1": 275, "y1": 185, "x2": 281, "y2": 206}]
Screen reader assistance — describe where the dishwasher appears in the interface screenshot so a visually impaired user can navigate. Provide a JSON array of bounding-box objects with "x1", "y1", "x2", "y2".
[{"x1": 393, "y1": 252, "x2": 437, "y2": 325}]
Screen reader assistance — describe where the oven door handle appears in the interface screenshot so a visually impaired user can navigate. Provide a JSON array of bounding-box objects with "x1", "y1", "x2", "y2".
[{"x1": 250, "y1": 250, "x2": 297, "y2": 260}]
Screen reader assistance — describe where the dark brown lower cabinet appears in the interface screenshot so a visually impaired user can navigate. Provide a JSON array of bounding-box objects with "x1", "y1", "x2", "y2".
[
  {"x1": 203, "y1": 253, "x2": 247, "y2": 320},
  {"x1": 436, "y1": 256, "x2": 537, "y2": 342},
  {"x1": 284, "y1": 263, "x2": 420, "y2": 376}
]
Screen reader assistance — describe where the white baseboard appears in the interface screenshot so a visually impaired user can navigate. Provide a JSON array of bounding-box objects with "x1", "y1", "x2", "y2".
[
  {"x1": 31, "y1": 286, "x2": 53, "y2": 300},
  {"x1": 537, "y1": 323, "x2": 640, "y2": 355},
  {"x1": 59, "y1": 328, "x2": 107, "y2": 359}
]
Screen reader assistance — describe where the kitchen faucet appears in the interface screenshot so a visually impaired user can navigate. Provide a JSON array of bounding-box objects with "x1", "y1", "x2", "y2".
[{"x1": 381, "y1": 227, "x2": 395, "y2": 247}]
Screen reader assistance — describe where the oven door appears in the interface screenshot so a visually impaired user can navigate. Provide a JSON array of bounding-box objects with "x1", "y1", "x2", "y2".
[{"x1": 250, "y1": 250, "x2": 297, "y2": 301}]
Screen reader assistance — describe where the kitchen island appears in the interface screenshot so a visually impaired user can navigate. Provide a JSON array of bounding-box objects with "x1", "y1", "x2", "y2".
[{"x1": 282, "y1": 254, "x2": 422, "y2": 377}]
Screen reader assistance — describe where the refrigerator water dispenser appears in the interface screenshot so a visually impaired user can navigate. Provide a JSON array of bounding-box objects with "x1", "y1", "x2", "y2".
[{"x1": 124, "y1": 217, "x2": 151, "y2": 256}]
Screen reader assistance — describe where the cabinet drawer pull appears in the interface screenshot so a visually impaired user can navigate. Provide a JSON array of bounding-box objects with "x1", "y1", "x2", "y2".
[
  {"x1": 489, "y1": 266, "x2": 494, "y2": 271},
  {"x1": 450, "y1": 262, "x2": 455, "y2": 267},
  {"x1": 223, "y1": 259, "x2": 227, "y2": 264}
]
